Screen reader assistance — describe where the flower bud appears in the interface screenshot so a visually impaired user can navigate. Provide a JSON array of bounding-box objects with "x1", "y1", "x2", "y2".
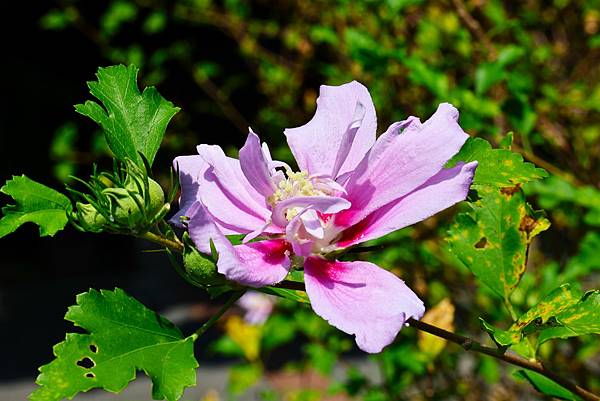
[
  {"x1": 183, "y1": 242, "x2": 227, "y2": 286},
  {"x1": 74, "y1": 176, "x2": 167, "y2": 232},
  {"x1": 76, "y1": 202, "x2": 107, "y2": 231},
  {"x1": 103, "y1": 177, "x2": 165, "y2": 225}
]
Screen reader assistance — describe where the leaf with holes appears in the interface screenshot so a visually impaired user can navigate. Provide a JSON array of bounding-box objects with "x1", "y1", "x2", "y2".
[
  {"x1": 75, "y1": 64, "x2": 179, "y2": 166},
  {"x1": 30, "y1": 288, "x2": 197, "y2": 401},
  {"x1": 447, "y1": 186, "x2": 550, "y2": 298},
  {"x1": 0, "y1": 175, "x2": 72, "y2": 239},
  {"x1": 447, "y1": 137, "x2": 547, "y2": 188}
]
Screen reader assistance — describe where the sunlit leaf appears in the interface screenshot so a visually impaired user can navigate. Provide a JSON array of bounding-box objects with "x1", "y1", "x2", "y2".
[
  {"x1": 538, "y1": 290, "x2": 600, "y2": 344},
  {"x1": 510, "y1": 284, "x2": 582, "y2": 333},
  {"x1": 482, "y1": 285, "x2": 600, "y2": 350},
  {"x1": 448, "y1": 137, "x2": 547, "y2": 188}
]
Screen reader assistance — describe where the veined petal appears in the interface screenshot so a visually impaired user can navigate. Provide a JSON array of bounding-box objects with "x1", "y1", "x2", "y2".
[
  {"x1": 197, "y1": 144, "x2": 277, "y2": 234},
  {"x1": 170, "y1": 155, "x2": 207, "y2": 227},
  {"x1": 188, "y1": 202, "x2": 291, "y2": 287},
  {"x1": 272, "y1": 195, "x2": 351, "y2": 227},
  {"x1": 284, "y1": 81, "x2": 376, "y2": 178},
  {"x1": 304, "y1": 257, "x2": 424, "y2": 353},
  {"x1": 338, "y1": 161, "x2": 477, "y2": 247},
  {"x1": 239, "y1": 129, "x2": 276, "y2": 197},
  {"x1": 337, "y1": 103, "x2": 469, "y2": 228}
]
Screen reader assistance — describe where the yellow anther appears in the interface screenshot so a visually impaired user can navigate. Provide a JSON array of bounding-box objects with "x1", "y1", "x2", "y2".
[{"x1": 267, "y1": 170, "x2": 326, "y2": 221}]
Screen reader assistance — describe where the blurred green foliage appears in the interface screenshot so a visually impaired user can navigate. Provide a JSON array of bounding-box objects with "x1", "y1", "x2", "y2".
[{"x1": 41, "y1": 0, "x2": 600, "y2": 399}]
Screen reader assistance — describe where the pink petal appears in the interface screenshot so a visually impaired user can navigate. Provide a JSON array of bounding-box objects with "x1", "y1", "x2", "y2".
[
  {"x1": 261, "y1": 143, "x2": 286, "y2": 184},
  {"x1": 170, "y1": 155, "x2": 207, "y2": 227},
  {"x1": 239, "y1": 129, "x2": 276, "y2": 197},
  {"x1": 330, "y1": 101, "x2": 366, "y2": 178},
  {"x1": 338, "y1": 161, "x2": 477, "y2": 247},
  {"x1": 272, "y1": 195, "x2": 351, "y2": 227},
  {"x1": 300, "y1": 209, "x2": 324, "y2": 239},
  {"x1": 188, "y1": 202, "x2": 291, "y2": 287},
  {"x1": 197, "y1": 144, "x2": 277, "y2": 234},
  {"x1": 284, "y1": 81, "x2": 376, "y2": 178},
  {"x1": 304, "y1": 257, "x2": 424, "y2": 353},
  {"x1": 337, "y1": 104, "x2": 469, "y2": 228},
  {"x1": 285, "y1": 207, "x2": 315, "y2": 256}
]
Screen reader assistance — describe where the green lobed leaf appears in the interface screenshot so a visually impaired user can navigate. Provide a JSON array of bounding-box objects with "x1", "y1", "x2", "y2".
[
  {"x1": 75, "y1": 65, "x2": 179, "y2": 166},
  {"x1": 30, "y1": 288, "x2": 197, "y2": 401},
  {"x1": 448, "y1": 137, "x2": 548, "y2": 188},
  {"x1": 0, "y1": 175, "x2": 72, "y2": 238},
  {"x1": 537, "y1": 290, "x2": 600, "y2": 344},
  {"x1": 447, "y1": 186, "x2": 550, "y2": 298}
]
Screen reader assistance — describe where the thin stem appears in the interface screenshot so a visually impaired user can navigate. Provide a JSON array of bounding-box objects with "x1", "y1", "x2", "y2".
[
  {"x1": 407, "y1": 318, "x2": 600, "y2": 401},
  {"x1": 191, "y1": 290, "x2": 246, "y2": 340},
  {"x1": 275, "y1": 280, "x2": 598, "y2": 400},
  {"x1": 503, "y1": 295, "x2": 518, "y2": 321},
  {"x1": 138, "y1": 231, "x2": 184, "y2": 253}
]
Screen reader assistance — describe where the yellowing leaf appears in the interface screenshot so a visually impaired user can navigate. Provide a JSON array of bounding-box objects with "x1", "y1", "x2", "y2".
[
  {"x1": 418, "y1": 298, "x2": 455, "y2": 359},
  {"x1": 447, "y1": 186, "x2": 550, "y2": 298}
]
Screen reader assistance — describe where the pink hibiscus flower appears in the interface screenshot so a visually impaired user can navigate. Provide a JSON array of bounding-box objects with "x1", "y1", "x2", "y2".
[{"x1": 172, "y1": 81, "x2": 477, "y2": 353}]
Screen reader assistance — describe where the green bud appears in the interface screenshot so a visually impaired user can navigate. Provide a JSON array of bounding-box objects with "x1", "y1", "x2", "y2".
[
  {"x1": 74, "y1": 176, "x2": 167, "y2": 232},
  {"x1": 183, "y1": 243, "x2": 226, "y2": 286},
  {"x1": 76, "y1": 202, "x2": 107, "y2": 231},
  {"x1": 103, "y1": 177, "x2": 165, "y2": 225}
]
